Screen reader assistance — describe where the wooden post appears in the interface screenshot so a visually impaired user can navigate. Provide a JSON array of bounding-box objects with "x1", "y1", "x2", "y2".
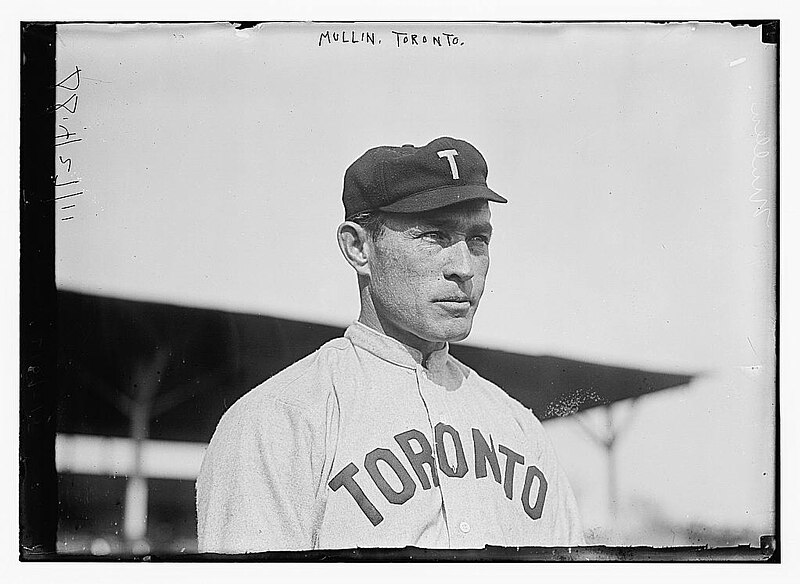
[
  {"x1": 606, "y1": 405, "x2": 617, "y2": 519},
  {"x1": 572, "y1": 400, "x2": 639, "y2": 524},
  {"x1": 122, "y1": 349, "x2": 169, "y2": 545}
]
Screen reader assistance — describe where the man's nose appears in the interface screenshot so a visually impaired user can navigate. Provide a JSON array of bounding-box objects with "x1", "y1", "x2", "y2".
[{"x1": 444, "y1": 240, "x2": 475, "y2": 281}]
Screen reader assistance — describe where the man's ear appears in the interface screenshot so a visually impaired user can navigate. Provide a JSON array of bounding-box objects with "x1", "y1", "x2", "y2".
[{"x1": 337, "y1": 221, "x2": 372, "y2": 277}]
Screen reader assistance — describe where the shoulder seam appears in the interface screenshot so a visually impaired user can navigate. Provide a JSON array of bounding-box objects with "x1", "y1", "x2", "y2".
[{"x1": 265, "y1": 339, "x2": 349, "y2": 413}]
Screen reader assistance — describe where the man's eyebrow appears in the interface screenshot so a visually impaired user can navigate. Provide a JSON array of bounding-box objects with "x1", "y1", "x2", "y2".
[{"x1": 416, "y1": 218, "x2": 493, "y2": 233}]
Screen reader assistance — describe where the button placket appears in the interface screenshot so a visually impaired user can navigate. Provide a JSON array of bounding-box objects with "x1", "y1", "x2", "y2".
[
  {"x1": 416, "y1": 366, "x2": 455, "y2": 540},
  {"x1": 411, "y1": 365, "x2": 452, "y2": 546}
]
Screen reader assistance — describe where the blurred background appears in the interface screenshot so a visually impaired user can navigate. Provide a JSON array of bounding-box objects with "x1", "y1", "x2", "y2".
[{"x1": 53, "y1": 22, "x2": 776, "y2": 555}]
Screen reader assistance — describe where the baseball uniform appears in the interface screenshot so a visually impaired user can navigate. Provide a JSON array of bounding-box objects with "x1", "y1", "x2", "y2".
[{"x1": 196, "y1": 321, "x2": 585, "y2": 552}]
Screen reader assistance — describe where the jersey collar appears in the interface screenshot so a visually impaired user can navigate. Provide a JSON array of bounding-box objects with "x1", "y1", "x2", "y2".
[{"x1": 344, "y1": 321, "x2": 451, "y2": 371}]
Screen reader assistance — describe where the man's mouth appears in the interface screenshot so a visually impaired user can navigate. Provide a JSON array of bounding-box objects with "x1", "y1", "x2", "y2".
[
  {"x1": 435, "y1": 297, "x2": 471, "y2": 304},
  {"x1": 434, "y1": 296, "x2": 473, "y2": 315}
]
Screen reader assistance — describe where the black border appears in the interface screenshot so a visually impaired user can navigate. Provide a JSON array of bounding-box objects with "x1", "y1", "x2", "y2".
[
  {"x1": 21, "y1": 541, "x2": 779, "y2": 562},
  {"x1": 20, "y1": 22, "x2": 58, "y2": 558}
]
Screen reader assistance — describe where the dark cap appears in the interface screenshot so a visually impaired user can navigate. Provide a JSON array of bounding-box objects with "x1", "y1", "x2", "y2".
[{"x1": 342, "y1": 136, "x2": 508, "y2": 218}]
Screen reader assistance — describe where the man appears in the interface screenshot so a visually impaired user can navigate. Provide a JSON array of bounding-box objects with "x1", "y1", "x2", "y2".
[{"x1": 196, "y1": 137, "x2": 585, "y2": 552}]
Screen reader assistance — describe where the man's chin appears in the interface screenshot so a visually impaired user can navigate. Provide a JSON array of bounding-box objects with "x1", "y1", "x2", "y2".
[{"x1": 427, "y1": 320, "x2": 474, "y2": 344}]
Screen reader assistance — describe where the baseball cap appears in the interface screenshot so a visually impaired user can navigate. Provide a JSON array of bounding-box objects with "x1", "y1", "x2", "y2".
[{"x1": 342, "y1": 136, "x2": 508, "y2": 218}]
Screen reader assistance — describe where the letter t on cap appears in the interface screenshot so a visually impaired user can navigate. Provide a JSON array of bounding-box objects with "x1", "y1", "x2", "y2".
[{"x1": 437, "y1": 149, "x2": 460, "y2": 180}]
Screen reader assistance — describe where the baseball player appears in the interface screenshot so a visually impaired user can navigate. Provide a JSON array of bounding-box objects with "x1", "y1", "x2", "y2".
[{"x1": 195, "y1": 137, "x2": 585, "y2": 552}]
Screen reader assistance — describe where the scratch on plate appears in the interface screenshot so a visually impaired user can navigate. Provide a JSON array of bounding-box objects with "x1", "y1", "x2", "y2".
[{"x1": 747, "y1": 336, "x2": 759, "y2": 359}]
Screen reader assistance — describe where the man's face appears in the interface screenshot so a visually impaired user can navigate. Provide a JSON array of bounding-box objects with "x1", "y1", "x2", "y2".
[{"x1": 366, "y1": 200, "x2": 492, "y2": 351}]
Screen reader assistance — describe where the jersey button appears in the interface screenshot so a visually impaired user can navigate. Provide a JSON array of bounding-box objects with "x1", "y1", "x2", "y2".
[{"x1": 459, "y1": 521, "x2": 471, "y2": 534}]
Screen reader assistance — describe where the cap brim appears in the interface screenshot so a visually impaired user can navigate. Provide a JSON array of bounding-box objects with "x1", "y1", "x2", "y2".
[{"x1": 377, "y1": 185, "x2": 508, "y2": 213}]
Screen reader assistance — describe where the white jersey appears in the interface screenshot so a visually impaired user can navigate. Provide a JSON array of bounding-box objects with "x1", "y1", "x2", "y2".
[{"x1": 196, "y1": 321, "x2": 585, "y2": 552}]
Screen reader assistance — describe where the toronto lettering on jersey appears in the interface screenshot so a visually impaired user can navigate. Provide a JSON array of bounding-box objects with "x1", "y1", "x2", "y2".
[{"x1": 328, "y1": 424, "x2": 548, "y2": 526}]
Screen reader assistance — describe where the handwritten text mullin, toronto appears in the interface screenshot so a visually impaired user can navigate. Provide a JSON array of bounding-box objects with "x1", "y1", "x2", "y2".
[{"x1": 318, "y1": 30, "x2": 465, "y2": 48}]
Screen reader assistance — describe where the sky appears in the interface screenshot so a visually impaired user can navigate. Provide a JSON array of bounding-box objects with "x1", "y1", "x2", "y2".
[{"x1": 53, "y1": 21, "x2": 776, "y2": 541}]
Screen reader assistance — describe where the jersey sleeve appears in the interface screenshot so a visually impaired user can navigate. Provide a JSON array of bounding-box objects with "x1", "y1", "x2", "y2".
[
  {"x1": 195, "y1": 392, "x2": 333, "y2": 553},
  {"x1": 500, "y1": 388, "x2": 586, "y2": 546}
]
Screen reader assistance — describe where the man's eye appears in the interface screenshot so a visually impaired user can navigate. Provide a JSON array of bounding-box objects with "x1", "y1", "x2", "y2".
[
  {"x1": 469, "y1": 235, "x2": 491, "y2": 245},
  {"x1": 421, "y1": 231, "x2": 447, "y2": 241}
]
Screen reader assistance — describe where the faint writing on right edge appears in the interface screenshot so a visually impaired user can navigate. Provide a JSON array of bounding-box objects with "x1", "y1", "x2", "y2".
[{"x1": 749, "y1": 103, "x2": 772, "y2": 224}]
